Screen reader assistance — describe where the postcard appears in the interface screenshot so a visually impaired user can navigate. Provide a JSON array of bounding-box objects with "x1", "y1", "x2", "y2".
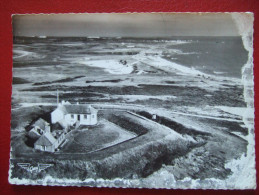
[{"x1": 9, "y1": 13, "x2": 255, "y2": 189}]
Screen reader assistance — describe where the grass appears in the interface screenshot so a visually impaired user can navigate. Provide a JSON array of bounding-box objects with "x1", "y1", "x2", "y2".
[
  {"x1": 90, "y1": 137, "x2": 195, "y2": 179},
  {"x1": 22, "y1": 83, "x2": 246, "y2": 107},
  {"x1": 62, "y1": 119, "x2": 135, "y2": 153},
  {"x1": 85, "y1": 79, "x2": 123, "y2": 83},
  {"x1": 11, "y1": 106, "x2": 54, "y2": 130},
  {"x1": 12, "y1": 77, "x2": 30, "y2": 84},
  {"x1": 196, "y1": 117, "x2": 248, "y2": 136},
  {"x1": 10, "y1": 128, "x2": 196, "y2": 180},
  {"x1": 33, "y1": 76, "x2": 85, "y2": 86},
  {"x1": 10, "y1": 102, "x2": 248, "y2": 182},
  {"x1": 103, "y1": 111, "x2": 148, "y2": 135},
  {"x1": 9, "y1": 36, "x2": 250, "y2": 185},
  {"x1": 10, "y1": 107, "x2": 200, "y2": 180},
  {"x1": 137, "y1": 110, "x2": 211, "y2": 138}
]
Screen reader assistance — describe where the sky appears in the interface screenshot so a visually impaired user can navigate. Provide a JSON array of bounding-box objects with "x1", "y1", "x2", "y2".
[{"x1": 12, "y1": 13, "x2": 240, "y2": 37}]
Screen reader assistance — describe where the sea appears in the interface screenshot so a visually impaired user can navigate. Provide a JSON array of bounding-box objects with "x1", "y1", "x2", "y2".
[{"x1": 13, "y1": 36, "x2": 248, "y2": 79}]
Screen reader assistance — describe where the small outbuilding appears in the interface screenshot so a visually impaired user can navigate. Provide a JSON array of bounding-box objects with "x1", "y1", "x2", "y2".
[
  {"x1": 34, "y1": 132, "x2": 56, "y2": 152},
  {"x1": 28, "y1": 118, "x2": 50, "y2": 139},
  {"x1": 29, "y1": 118, "x2": 49, "y2": 132}
]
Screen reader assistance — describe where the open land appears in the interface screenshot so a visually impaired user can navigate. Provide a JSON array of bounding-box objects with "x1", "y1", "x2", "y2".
[{"x1": 10, "y1": 36, "x2": 250, "y2": 186}]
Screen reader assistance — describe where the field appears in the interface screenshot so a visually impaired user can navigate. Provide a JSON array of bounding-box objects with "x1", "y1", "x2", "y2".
[
  {"x1": 10, "y1": 105, "x2": 247, "y2": 183},
  {"x1": 62, "y1": 118, "x2": 137, "y2": 153},
  {"x1": 9, "y1": 36, "x2": 252, "y2": 187}
]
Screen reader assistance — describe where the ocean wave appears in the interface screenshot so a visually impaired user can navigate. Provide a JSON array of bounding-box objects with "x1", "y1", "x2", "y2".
[{"x1": 153, "y1": 40, "x2": 192, "y2": 45}]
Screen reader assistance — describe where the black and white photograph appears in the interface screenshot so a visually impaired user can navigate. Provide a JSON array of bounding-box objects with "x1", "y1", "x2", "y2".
[{"x1": 9, "y1": 13, "x2": 255, "y2": 189}]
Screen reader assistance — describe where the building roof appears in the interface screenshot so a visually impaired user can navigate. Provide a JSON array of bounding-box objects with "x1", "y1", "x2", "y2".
[
  {"x1": 28, "y1": 129, "x2": 41, "y2": 139},
  {"x1": 52, "y1": 122, "x2": 64, "y2": 131},
  {"x1": 65, "y1": 105, "x2": 97, "y2": 114},
  {"x1": 32, "y1": 118, "x2": 49, "y2": 130},
  {"x1": 55, "y1": 104, "x2": 97, "y2": 115},
  {"x1": 53, "y1": 130, "x2": 64, "y2": 139},
  {"x1": 34, "y1": 132, "x2": 56, "y2": 146}
]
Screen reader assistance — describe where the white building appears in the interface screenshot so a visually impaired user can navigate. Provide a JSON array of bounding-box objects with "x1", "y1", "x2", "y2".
[{"x1": 51, "y1": 101, "x2": 98, "y2": 127}]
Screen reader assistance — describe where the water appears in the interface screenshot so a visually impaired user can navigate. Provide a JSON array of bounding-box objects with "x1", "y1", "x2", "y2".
[
  {"x1": 13, "y1": 36, "x2": 248, "y2": 79},
  {"x1": 166, "y1": 36, "x2": 248, "y2": 78}
]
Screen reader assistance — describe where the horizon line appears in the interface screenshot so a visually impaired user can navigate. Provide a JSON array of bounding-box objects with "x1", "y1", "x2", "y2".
[{"x1": 13, "y1": 35, "x2": 242, "y2": 38}]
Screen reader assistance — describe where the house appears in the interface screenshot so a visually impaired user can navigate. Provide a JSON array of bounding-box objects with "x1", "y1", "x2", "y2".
[
  {"x1": 51, "y1": 101, "x2": 98, "y2": 127},
  {"x1": 34, "y1": 131, "x2": 66, "y2": 153},
  {"x1": 34, "y1": 131, "x2": 57, "y2": 152},
  {"x1": 29, "y1": 118, "x2": 50, "y2": 133},
  {"x1": 28, "y1": 118, "x2": 50, "y2": 140}
]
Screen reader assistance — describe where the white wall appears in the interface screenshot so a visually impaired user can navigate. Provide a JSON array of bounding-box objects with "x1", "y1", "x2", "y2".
[
  {"x1": 34, "y1": 144, "x2": 55, "y2": 152},
  {"x1": 51, "y1": 109, "x2": 65, "y2": 124},
  {"x1": 64, "y1": 113, "x2": 98, "y2": 125},
  {"x1": 64, "y1": 114, "x2": 77, "y2": 125},
  {"x1": 80, "y1": 113, "x2": 97, "y2": 125},
  {"x1": 53, "y1": 111, "x2": 98, "y2": 126}
]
